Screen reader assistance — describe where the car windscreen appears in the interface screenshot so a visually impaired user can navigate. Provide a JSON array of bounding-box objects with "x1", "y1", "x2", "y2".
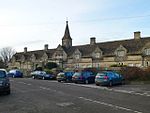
[
  {"x1": 0, "y1": 71, "x2": 6, "y2": 78},
  {"x1": 65, "y1": 72, "x2": 74, "y2": 76},
  {"x1": 73, "y1": 72, "x2": 81, "y2": 76},
  {"x1": 96, "y1": 73, "x2": 106, "y2": 76},
  {"x1": 9, "y1": 70, "x2": 16, "y2": 73}
]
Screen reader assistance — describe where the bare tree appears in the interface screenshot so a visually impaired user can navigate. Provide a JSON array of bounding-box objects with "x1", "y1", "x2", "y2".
[{"x1": 0, "y1": 47, "x2": 16, "y2": 67}]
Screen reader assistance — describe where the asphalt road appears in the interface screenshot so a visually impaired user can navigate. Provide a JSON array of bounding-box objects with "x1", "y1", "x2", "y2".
[{"x1": 0, "y1": 78, "x2": 150, "y2": 113}]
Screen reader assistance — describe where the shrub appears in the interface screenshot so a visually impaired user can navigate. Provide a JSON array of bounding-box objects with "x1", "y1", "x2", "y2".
[
  {"x1": 44, "y1": 69, "x2": 53, "y2": 74},
  {"x1": 110, "y1": 64, "x2": 127, "y2": 67},
  {"x1": 44, "y1": 62, "x2": 58, "y2": 70},
  {"x1": 144, "y1": 67, "x2": 150, "y2": 80},
  {"x1": 119, "y1": 67, "x2": 146, "y2": 81},
  {"x1": 35, "y1": 67, "x2": 43, "y2": 71},
  {"x1": 51, "y1": 68, "x2": 63, "y2": 75}
]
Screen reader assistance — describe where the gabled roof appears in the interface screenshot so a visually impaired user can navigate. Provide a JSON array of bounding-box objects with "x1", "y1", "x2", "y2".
[
  {"x1": 14, "y1": 49, "x2": 56, "y2": 61},
  {"x1": 65, "y1": 37, "x2": 150, "y2": 57},
  {"x1": 95, "y1": 37, "x2": 150, "y2": 55},
  {"x1": 13, "y1": 37, "x2": 150, "y2": 61}
]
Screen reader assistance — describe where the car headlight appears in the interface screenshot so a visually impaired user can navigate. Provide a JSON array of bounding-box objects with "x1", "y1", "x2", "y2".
[{"x1": 6, "y1": 83, "x2": 10, "y2": 86}]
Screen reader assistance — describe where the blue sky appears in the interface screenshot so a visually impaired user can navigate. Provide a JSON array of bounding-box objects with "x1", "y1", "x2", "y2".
[{"x1": 0, "y1": 0, "x2": 150, "y2": 52}]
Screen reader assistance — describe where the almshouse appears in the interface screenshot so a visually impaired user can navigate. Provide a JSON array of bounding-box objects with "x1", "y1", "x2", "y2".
[{"x1": 9, "y1": 21, "x2": 150, "y2": 70}]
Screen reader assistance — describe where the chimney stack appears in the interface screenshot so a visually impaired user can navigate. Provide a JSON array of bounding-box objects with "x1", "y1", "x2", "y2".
[
  {"x1": 90, "y1": 37, "x2": 96, "y2": 45},
  {"x1": 134, "y1": 31, "x2": 141, "y2": 40},
  {"x1": 44, "y1": 44, "x2": 48, "y2": 51},
  {"x1": 24, "y1": 47, "x2": 27, "y2": 53}
]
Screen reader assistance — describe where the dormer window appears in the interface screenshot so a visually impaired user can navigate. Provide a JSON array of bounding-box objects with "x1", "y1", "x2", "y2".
[
  {"x1": 55, "y1": 54, "x2": 63, "y2": 59},
  {"x1": 31, "y1": 54, "x2": 36, "y2": 62},
  {"x1": 117, "y1": 50, "x2": 125, "y2": 57},
  {"x1": 75, "y1": 54, "x2": 80, "y2": 60},
  {"x1": 95, "y1": 52, "x2": 101, "y2": 58},
  {"x1": 145, "y1": 48, "x2": 150, "y2": 55},
  {"x1": 115, "y1": 45, "x2": 127, "y2": 57},
  {"x1": 92, "y1": 47, "x2": 102, "y2": 59},
  {"x1": 73, "y1": 49, "x2": 81, "y2": 60},
  {"x1": 59, "y1": 54, "x2": 63, "y2": 59}
]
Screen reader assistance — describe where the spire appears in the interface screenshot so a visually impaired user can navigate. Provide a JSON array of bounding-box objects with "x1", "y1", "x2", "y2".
[
  {"x1": 62, "y1": 21, "x2": 72, "y2": 48},
  {"x1": 62, "y1": 21, "x2": 72, "y2": 40}
]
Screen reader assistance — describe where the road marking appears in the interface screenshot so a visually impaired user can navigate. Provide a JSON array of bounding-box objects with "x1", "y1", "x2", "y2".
[
  {"x1": 39, "y1": 86, "x2": 50, "y2": 90},
  {"x1": 78, "y1": 96, "x2": 143, "y2": 113},
  {"x1": 10, "y1": 79, "x2": 14, "y2": 82},
  {"x1": 39, "y1": 86, "x2": 68, "y2": 96},
  {"x1": 56, "y1": 102, "x2": 74, "y2": 107},
  {"x1": 26, "y1": 83, "x2": 31, "y2": 86},
  {"x1": 64, "y1": 83, "x2": 150, "y2": 97},
  {"x1": 17, "y1": 81, "x2": 32, "y2": 86},
  {"x1": 18, "y1": 81, "x2": 27, "y2": 84}
]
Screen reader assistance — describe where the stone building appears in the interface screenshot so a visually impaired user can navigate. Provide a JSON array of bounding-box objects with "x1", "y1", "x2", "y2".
[{"x1": 9, "y1": 21, "x2": 150, "y2": 70}]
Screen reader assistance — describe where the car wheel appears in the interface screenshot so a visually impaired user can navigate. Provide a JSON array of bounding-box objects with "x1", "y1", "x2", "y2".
[
  {"x1": 6, "y1": 90, "x2": 10, "y2": 95},
  {"x1": 121, "y1": 80, "x2": 125, "y2": 85},
  {"x1": 66, "y1": 79, "x2": 69, "y2": 82},
  {"x1": 85, "y1": 80, "x2": 89, "y2": 84},
  {"x1": 58, "y1": 80, "x2": 61, "y2": 82},
  {"x1": 32, "y1": 76, "x2": 35, "y2": 79},
  {"x1": 109, "y1": 81, "x2": 113, "y2": 87},
  {"x1": 96, "y1": 83, "x2": 100, "y2": 86},
  {"x1": 13, "y1": 75, "x2": 15, "y2": 78},
  {"x1": 74, "y1": 81, "x2": 77, "y2": 84}
]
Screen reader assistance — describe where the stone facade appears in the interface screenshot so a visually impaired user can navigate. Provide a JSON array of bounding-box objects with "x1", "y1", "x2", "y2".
[{"x1": 9, "y1": 21, "x2": 150, "y2": 70}]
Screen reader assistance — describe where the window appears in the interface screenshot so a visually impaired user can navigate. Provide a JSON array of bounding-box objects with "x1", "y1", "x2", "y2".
[
  {"x1": 146, "y1": 62, "x2": 149, "y2": 66},
  {"x1": 75, "y1": 54, "x2": 80, "y2": 60},
  {"x1": 135, "y1": 64, "x2": 141, "y2": 67},
  {"x1": 117, "y1": 50, "x2": 125, "y2": 57},
  {"x1": 55, "y1": 54, "x2": 63, "y2": 59},
  {"x1": 31, "y1": 55, "x2": 36, "y2": 61},
  {"x1": 95, "y1": 52, "x2": 101, "y2": 58},
  {"x1": 145, "y1": 48, "x2": 150, "y2": 55},
  {"x1": 128, "y1": 63, "x2": 134, "y2": 67},
  {"x1": 75, "y1": 63, "x2": 80, "y2": 68},
  {"x1": 97, "y1": 63, "x2": 100, "y2": 68},
  {"x1": 59, "y1": 54, "x2": 63, "y2": 59},
  {"x1": 118, "y1": 62, "x2": 123, "y2": 66}
]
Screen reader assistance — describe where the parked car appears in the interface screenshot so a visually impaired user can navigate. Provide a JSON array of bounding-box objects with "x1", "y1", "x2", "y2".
[
  {"x1": 0, "y1": 69, "x2": 10, "y2": 95},
  {"x1": 95, "y1": 71, "x2": 125, "y2": 86},
  {"x1": 31, "y1": 71, "x2": 55, "y2": 80},
  {"x1": 72, "y1": 71, "x2": 95, "y2": 84},
  {"x1": 8, "y1": 69, "x2": 23, "y2": 78},
  {"x1": 57, "y1": 71, "x2": 74, "y2": 82}
]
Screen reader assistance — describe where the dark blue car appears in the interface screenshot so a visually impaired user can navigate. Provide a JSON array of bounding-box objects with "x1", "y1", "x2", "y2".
[
  {"x1": 0, "y1": 69, "x2": 10, "y2": 95},
  {"x1": 8, "y1": 69, "x2": 23, "y2": 78},
  {"x1": 72, "y1": 71, "x2": 95, "y2": 84},
  {"x1": 31, "y1": 71, "x2": 55, "y2": 80},
  {"x1": 95, "y1": 71, "x2": 125, "y2": 86}
]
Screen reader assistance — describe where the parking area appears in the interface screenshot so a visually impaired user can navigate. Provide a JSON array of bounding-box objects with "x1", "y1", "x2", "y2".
[
  {"x1": 1, "y1": 78, "x2": 150, "y2": 113},
  {"x1": 63, "y1": 81, "x2": 150, "y2": 97}
]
